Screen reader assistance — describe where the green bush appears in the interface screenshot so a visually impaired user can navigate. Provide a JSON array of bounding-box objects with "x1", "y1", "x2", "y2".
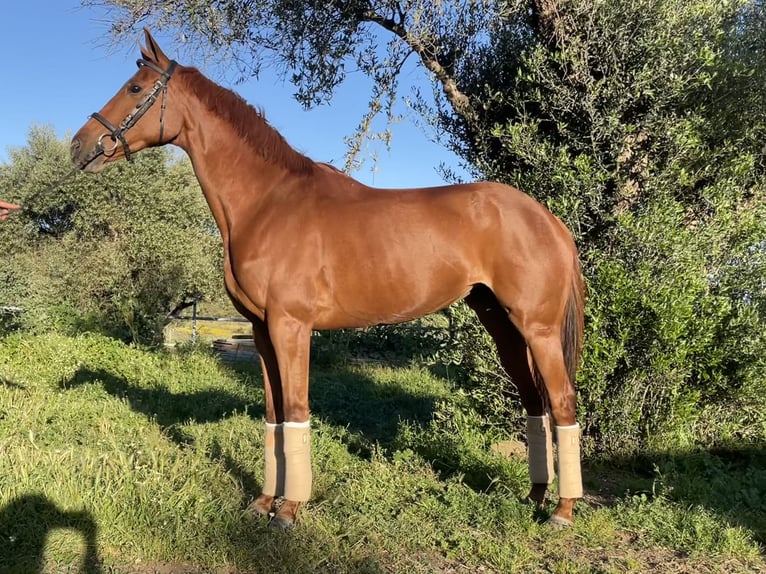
[
  {"x1": 432, "y1": 0, "x2": 766, "y2": 454},
  {"x1": 0, "y1": 126, "x2": 225, "y2": 345}
]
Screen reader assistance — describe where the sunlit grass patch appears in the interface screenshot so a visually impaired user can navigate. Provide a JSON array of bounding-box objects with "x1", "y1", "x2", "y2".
[
  {"x1": 164, "y1": 318, "x2": 253, "y2": 345},
  {"x1": 0, "y1": 332, "x2": 764, "y2": 573}
]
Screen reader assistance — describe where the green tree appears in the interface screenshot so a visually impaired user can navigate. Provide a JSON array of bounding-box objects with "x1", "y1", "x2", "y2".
[
  {"x1": 0, "y1": 125, "x2": 224, "y2": 344},
  {"x1": 84, "y1": 0, "x2": 766, "y2": 452},
  {"x1": 434, "y1": 0, "x2": 766, "y2": 452}
]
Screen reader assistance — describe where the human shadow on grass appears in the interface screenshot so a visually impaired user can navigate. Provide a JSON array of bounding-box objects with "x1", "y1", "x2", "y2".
[
  {"x1": 0, "y1": 494, "x2": 101, "y2": 574},
  {"x1": 0, "y1": 483, "x2": 388, "y2": 574}
]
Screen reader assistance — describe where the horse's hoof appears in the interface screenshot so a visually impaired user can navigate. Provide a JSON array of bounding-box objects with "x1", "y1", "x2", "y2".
[
  {"x1": 546, "y1": 513, "x2": 574, "y2": 528},
  {"x1": 268, "y1": 499, "x2": 301, "y2": 530},
  {"x1": 246, "y1": 494, "x2": 275, "y2": 519}
]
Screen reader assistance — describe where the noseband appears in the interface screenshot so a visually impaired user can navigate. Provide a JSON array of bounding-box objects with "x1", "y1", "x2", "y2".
[{"x1": 90, "y1": 58, "x2": 178, "y2": 162}]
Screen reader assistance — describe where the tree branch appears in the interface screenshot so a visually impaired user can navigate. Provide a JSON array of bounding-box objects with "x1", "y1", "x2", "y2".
[
  {"x1": 165, "y1": 297, "x2": 198, "y2": 323},
  {"x1": 368, "y1": 9, "x2": 474, "y2": 121},
  {"x1": 331, "y1": 1, "x2": 475, "y2": 124}
]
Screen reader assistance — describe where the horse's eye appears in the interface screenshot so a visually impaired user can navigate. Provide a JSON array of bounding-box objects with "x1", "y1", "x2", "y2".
[{"x1": 128, "y1": 84, "x2": 143, "y2": 94}]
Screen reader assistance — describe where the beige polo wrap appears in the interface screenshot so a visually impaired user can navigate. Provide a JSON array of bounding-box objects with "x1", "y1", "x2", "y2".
[
  {"x1": 262, "y1": 422, "x2": 285, "y2": 497},
  {"x1": 555, "y1": 423, "x2": 583, "y2": 499},
  {"x1": 283, "y1": 421, "x2": 312, "y2": 501},
  {"x1": 526, "y1": 415, "x2": 554, "y2": 485}
]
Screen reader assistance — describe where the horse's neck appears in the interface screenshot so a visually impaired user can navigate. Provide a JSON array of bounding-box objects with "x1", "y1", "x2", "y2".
[{"x1": 174, "y1": 104, "x2": 287, "y2": 238}]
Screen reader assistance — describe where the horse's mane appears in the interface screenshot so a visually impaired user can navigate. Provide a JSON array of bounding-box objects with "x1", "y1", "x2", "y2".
[{"x1": 179, "y1": 67, "x2": 315, "y2": 175}]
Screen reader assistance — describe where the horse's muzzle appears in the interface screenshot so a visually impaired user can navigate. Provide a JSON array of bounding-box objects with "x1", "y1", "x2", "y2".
[{"x1": 70, "y1": 136, "x2": 106, "y2": 173}]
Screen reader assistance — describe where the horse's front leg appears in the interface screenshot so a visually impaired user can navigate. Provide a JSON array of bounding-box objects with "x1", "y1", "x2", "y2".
[
  {"x1": 248, "y1": 319, "x2": 284, "y2": 519},
  {"x1": 264, "y1": 311, "x2": 313, "y2": 529}
]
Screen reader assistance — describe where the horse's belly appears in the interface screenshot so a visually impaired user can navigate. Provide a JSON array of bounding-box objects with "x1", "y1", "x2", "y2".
[{"x1": 313, "y1": 263, "x2": 476, "y2": 329}]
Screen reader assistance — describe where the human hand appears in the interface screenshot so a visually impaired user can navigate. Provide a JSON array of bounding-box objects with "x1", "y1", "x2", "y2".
[{"x1": 0, "y1": 200, "x2": 21, "y2": 221}]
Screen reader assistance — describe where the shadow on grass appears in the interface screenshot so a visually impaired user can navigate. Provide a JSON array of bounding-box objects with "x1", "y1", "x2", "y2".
[
  {"x1": 226, "y1": 361, "x2": 440, "y2": 459},
  {"x1": 52, "y1": 358, "x2": 766, "y2": 564},
  {"x1": 63, "y1": 361, "x2": 439, "y2": 459},
  {"x1": 62, "y1": 367, "x2": 264, "y2": 427},
  {"x1": 62, "y1": 367, "x2": 267, "y2": 504},
  {"x1": 0, "y1": 494, "x2": 101, "y2": 574},
  {"x1": 63, "y1": 360, "x2": 503, "y2": 503},
  {"x1": 0, "y1": 376, "x2": 26, "y2": 390},
  {"x1": 225, "y1": 517, "x2": 392, "y2": 574},
  {"x1": 57, "y1": 366, "x2": 398, "y2": 571},
  {"x1": 0, "y1": 494, "x2": 389, "y2": 574}
]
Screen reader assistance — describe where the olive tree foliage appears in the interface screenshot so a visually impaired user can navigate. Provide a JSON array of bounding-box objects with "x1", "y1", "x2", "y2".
[
  {"x1": 82, "y1": 0, "x2": 501, "y2": 169},
  {"x1": 0, "y1": 126, "x2": 223, "y2": 345},
  {"x1": 435, "y1": 0, "x2": 766, "y2": 452},
  {"x1": 86, "y1": 0, "x2": 766, "y2": 452}
]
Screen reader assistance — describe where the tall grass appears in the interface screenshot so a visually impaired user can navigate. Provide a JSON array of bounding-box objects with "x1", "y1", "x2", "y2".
[{"x1": 0, "y1": 332, "x2": 763, "y2": 573}]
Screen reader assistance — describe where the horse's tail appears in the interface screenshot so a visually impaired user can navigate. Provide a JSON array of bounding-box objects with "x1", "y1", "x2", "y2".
[{"x1": 562, "y1": 249, "x2": 585, "y2": 386}]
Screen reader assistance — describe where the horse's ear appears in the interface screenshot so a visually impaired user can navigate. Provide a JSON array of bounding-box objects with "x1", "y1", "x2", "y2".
[{"x1": 140, "y1": 28, "x2": 170, "y2": 66}]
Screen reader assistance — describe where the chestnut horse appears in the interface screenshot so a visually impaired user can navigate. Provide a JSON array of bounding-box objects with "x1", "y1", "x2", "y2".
[{"x1": 72, "y1": 30, "x2": 585, "y2": 529}]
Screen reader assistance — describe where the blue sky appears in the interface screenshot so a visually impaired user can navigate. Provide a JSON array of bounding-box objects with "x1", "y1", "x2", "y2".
[{"x1": 0, "y1": 2, "x2": 468, "y2": 189}]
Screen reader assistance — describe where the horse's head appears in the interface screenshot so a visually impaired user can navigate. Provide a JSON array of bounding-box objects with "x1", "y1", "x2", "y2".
[{"x1": 71, "y1": 29, "x2": 180, "y2": 173}]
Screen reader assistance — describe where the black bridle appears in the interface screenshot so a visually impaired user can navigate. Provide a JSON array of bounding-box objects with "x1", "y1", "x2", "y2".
[
  {"x1": 89, "y1": 58, "x2": 178, "y2": 162},
  {"x1": 18, "y1": 59, "x2": 178, "y2": 214}
]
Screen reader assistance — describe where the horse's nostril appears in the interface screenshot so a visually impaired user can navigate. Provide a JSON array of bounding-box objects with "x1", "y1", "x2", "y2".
[{"x1": 70, "y1": 138, "x2": 82, "y2": 159}]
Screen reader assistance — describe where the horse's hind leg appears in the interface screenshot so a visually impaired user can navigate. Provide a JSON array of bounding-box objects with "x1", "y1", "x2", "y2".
[
  {"x1": 464, "y1": 286, "x2": 554, "y2": 507},
  {"x1": 521, "y1": 329, "x2": 582, "y2": 526}
]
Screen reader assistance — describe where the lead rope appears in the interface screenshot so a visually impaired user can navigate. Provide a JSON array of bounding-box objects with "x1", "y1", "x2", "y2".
[{"x1": 20, "y1": 142, "x2": 106, "y2": 214}]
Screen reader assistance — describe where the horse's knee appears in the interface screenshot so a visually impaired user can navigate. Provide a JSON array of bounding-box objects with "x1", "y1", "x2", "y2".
[{"x1": 548, "y1": 387, "x2": 577, "y2": 427}]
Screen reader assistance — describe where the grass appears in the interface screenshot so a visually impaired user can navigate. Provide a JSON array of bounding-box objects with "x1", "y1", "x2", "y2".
[{"x1": 0, "y1": 331, "x2": 764, "y2": 573}]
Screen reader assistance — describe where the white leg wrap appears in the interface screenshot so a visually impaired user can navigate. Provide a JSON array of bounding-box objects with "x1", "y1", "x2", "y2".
[
  {"x1": 262, "y1": 423, "x2": 284, "y2": 497},
  {"x1": 555, "y1": 423, "x2": 583, "y2": 499},
  {"x1": 283, "y1": 421, "x2": 312, "y2": 502},
  {"x1": 526, "y1": 415, "x2": 554, "y2": 485}
]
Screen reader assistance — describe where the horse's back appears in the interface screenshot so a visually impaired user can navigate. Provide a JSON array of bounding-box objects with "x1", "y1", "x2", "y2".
[
  {"x1": 276, "y1": 174, "x2": 578, "y2": 327},
  {"x1": 293, "y1": 170, "x2": 577, "y2": 284}
]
